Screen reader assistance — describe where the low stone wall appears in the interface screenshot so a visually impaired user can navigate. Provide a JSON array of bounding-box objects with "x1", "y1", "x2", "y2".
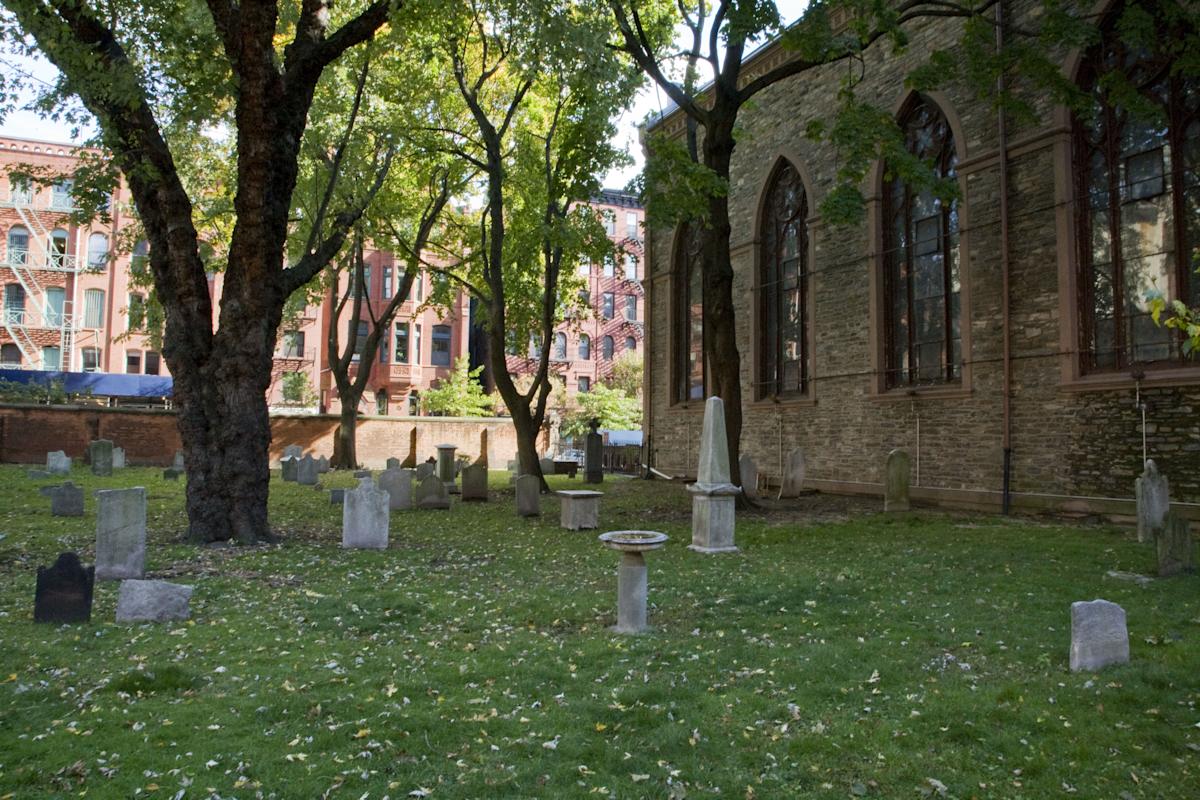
[{"x1": 0, "y1": 404, "x2": 538, "y2": 468}]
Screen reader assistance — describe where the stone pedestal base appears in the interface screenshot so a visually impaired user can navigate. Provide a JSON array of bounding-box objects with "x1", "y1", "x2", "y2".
[
  {"x1": 558, "y1": 490, "x2": 602, "y2": 530},
  {"x1": 688, "y1": 493, "x2": 738, "y2": 553},
  {"x1": 615, "y1": 551, "x2": 648, "y2": 633}
]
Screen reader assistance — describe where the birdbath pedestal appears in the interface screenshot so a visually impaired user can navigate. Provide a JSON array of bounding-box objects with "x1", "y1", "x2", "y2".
[{"x1": 599, "y1": 530, "x2": 669, "y2": 634}]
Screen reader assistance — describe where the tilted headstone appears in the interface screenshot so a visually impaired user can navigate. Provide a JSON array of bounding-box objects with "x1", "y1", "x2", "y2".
[
  {"x1": 1135, "y1": 459, "x2": 1169, "y2": 544},
  {"x1": 95, "y1": 487, "x2": 147, "y2": 581},
  {"x1": 474, "y1": 429, "x2": 489, "y2": 469},
  {"x1": 688, "y1": 396, "x2": 739, "y2": 553},
  {"x1": 378, "y1": 468, "x2": 415, "y2": 511},
  {"x1": 516, "y1": 474, "x2": 541, "y2": 517},
  {"x1": 1069, "y1": 599, "x2": 1129, "y2": 672},
  {"x1": 415, "y1": 474, "x2": 450, "y2": 510},
  {"x1": 40, "y1": 481, "x2": 84, "y2": 517},
  {"x1": 112, "y1": 447, "x2": 126, "y2": 469},
  {"x1": 460, "y1": 464, "x2": 488, "y2": 502},
  {"x1": 297, "y1": 454, "x2": 319, "y2": 486},
  {"x1": 585, "y1": 419, "x2": 604, "y2": 483},
  {"x1": 1155, "y1": 512, "x2": 1195, "y2": 577},
  {"x1": 778, "y1": 448, "x2": 806, "y2": 499},
  {"x1": 34, "y1": 552, "x2": 94, "y2": 624},
  {"x1": 89, "y1": 439, "x2": 114, "y2": 477},
  {"x1": 172, "y1": 450, "x2": 186, "y2": 471},
  {"x1": 386, "y1": 457, "x2": 401, "y2": 471},
  {"x1": 317, "y1": 455, "x2": 330, "y2": 474},
  {"x1": 282, "y1": 444, "x2": 303, "y2": 461},
  {"x1": 415, "y1": 462, "x2": 435, "y2": 482},
  {"x1": 436, "y1": 444, "x2": 459, "y2": 493},
  {"x1": 739, "y1": 454, "x2": 759, "y2": 499},
  {"x1": 884, "y1": 449, "x2": 911, "y2": 512},
  {"x1": 401, "y1": 427, "x2": 418, "y2": 469},
  {"x1": 116, "y1": 580, "x2": 194, "y2": 623},
  {"x1": 343, "y1": 477, "x2": 390, "y2": 549},
  {"x1": 46, "y1": 451, "x2": 71, "y2": 476},
  {"x1": 281, "y1": 456, "x2": 299, "y2": 482}
]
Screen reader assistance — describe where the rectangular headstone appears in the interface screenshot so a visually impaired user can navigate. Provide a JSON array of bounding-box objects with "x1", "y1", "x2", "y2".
[
  {"x1": 283, "y1": 444, "x2": 303, "y2": 461},
  {"x1": 739, "y1": 454, "x2": 759, "y2": 499},
  {"x1": 26, "y1": 469, "x2": 51, "y2": 479},
  {"x1": 115, "y1": 580, "x2": 193, "y2": 622},
  {"x1": 415, "y1": 474, "x2": 451, "y2": 510},
  {"x1": 1070, "y1": 599, "x2": 1129, "y2": 672},
  {"x1": 34, "y1": 552, "x2": 94, "y2": 623},
  {"x1": 297, "y1": 454, "x2": 319, "y2": 486},
  {"x1": 460, "y1": 464, "x2": 488, "y2": 502},
  {"x1": 415, "y1": 462, "x2": 435, "y2": 481},
  {"x1": 539, "y1": 457, "x2": 555, "y2": 477},
  {"x1": 585, "y1": 429, "x2": 604, "y2": 483},
  {"x1": 172, "y1": 450, "x2": 186, "y2": 471},
  {"x1": 317, "y1": 455, "x2": 330, "y2": 474},
  {"x1": 386, "y1": 457, "x2": 401, "y2": 470},
  {"x1": 330, "y1": 488, "x2": 345, "y2": 505},
  {"x1": 778, "y1": 448, "x2": 806, "y2": 499},
  {"x1": 40, "y1": 481, "x2": 84, "y2": 517},
  {"x1": 281, "y1": 456, "x2": 299, "y2": 482},
  {"x1": 89, "y1": 439, "x2": 114, "y2": 477},
  {"x1": 1135, "y1": 460, "x2": 1169, "y2": 543},
  {"x1": 884, "y1": 449, "x2": 911, "y2": 512},
  {"x1": 95, "y1": 487, "x2": 147, "y2": 581},
  {"x1": 112, "y1": 447, "x2": 126, "y2": 469},
  {"x1": 1155, "y1": 513, "x2": 1195, "y2": 577},
  {"x1": 162, "y1": 468, "x2": 183, "y2": 481},
  {"x1": 343, "y1": 478, "x2": 390, "y2": 549},
  {"x1": 516, "y1": 474, "x2": 541, "y2": 517},
  {"x1": 378, "y1": 468, "x2": 415, "y2": 510},
  {"x1": 46, "y1": 451, "x2": 71, "y2": 476}
]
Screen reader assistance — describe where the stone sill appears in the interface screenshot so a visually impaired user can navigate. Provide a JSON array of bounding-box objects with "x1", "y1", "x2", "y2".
[
  {"x1": 749, "y1": 394, "x2": 817, "y2": 409},
  {"x1": 868, "y1": 385, "x2": 972, "y2": 403},
  {"x1": 1059, "y1": 367, "x2": 1200, "y2": 393}
]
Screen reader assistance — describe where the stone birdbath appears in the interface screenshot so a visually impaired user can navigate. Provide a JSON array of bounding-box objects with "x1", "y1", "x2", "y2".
[{"x1": 598, "y1": 530, "x2": 669, "y2": 633}]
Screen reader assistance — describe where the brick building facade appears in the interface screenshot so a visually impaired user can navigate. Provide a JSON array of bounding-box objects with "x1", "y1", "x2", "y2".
[{"x1": 642, "y1": 0, "x2": 1200, "y2": 512}]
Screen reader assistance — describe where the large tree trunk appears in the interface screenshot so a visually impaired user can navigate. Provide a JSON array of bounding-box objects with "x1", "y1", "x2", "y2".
[{"x1": 332, "y1": 400, "x2": 360, "y2": 469}]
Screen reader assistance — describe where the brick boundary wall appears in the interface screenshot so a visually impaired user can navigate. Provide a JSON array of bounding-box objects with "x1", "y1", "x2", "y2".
[{"x1": 0, "y1": 404, "x2": 542, "y2": 468}]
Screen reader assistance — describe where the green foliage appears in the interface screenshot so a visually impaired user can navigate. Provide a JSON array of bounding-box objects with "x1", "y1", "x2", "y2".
[
  {"x1": 279, "y1": 372, "x2": 316, "y2": 406},
  {"x1": 421, "y1": 355, "x2": 495, "y2": 417},
  {"x1": 0, "y1": 377, "x2": 70, "y2": 404},
  {"x1": 1149, "y1": 262, "x2": 1200, "y2": 357},
  {"x1": 560, "y1": 382, "x2": 641, "y2": 439},
  {"x1": 608, "y1": 349, "x2": 643, "y2": 397}
]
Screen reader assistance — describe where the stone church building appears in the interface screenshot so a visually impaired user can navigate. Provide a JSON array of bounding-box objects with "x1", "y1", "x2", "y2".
[{"x1": 642, "y1": 0, "x2": 1199, "y2": 514}]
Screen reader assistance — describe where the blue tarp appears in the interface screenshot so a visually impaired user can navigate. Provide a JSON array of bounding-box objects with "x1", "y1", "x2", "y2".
[
  {"x1": 0, "y1": 368, "x2": 174, "y2": 398},
  {"x1": 603, "y1": 429, "x2": 642, "y2": 447}
]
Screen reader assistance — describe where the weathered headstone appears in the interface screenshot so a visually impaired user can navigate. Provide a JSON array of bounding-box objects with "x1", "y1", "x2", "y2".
[
  {"x1": 416, "y1": 474, "x2": 450, "y2": 510},
  {"x1": 162, "y1": 468, "x2": 183, "y2": 481},
  {"x1": 739, "y1": 454, "x2": 759, "y2": 499},
  {"x1": 89, "y1": 439, "x2": 114, "y2": 477},
  {"x1": 1069, "y1": 599, "x2": 1129, "y2": 672},
  {"x1": 112, "y1": 447, "x2": 126, "y2": 469},
  {"x1": 516, "y1": 474, "x2": 541, "y2": 517},
  {"x1": 1155, "y1": 512, "x2": 1195, "y2": 577},
  {"x1": 283, "y1": 444, "x2": 303, "y2": 461},
  {"x1": 460, "y1": 464, "x2": 488, "y2": 502},
  {"x1": 436, "y1": 444, "x2": 459, "y2": 494},
  {"x1": 317, "y1": 455, "x2": 330, "y2": 474},
  {"x1": 778, "y1": 448, "x2": 806, "y2": 499},
  {"x1": 34, "y1": 552, "x2": 94, "y2": 624},
  {"x1": 1135, "y1": 459, "x2": 1170, "y2": 543},
  {"x1": 884, "y1": 449, "x2": 911, "y2": 512},
  {"x1": 281, "y1": 456, "x2": 299, "y2": 482},
  {"x1": 172, "y1": 450, "x2": 186, "y2": 471},
  {"x1": 46, "y1": 450, "x2": 71, "y2": 476},
  {"x1": 474, "y1": 429, "x2": 489, "y2": 469},
  {"x1": 115, "y1": 580, "x2": 194, "y2": 623},
  {"x1": 40, "y1": 481, "x2": 84, "y2": 517},
  {"x1": 386, "y1": 457, "x2": 401, "y2": 471},
  {"x1": 343, "y1": 477, "x2": 390, "y2": 549},
  {"x1": 585, "y1": 418, "x2": 604, "y2": 483},
  {"x1": 401, "y1": 427, "x2": 418, "y2": 469},
  {"x1": 378, "y1": 468, "x2": 415, "y2": 511},
  {"x1": 539, "y1": 456, "x2": 555, "y2": 477},
  {"x1": 330, "y1": 488, "x2": 345, "y2": 505},
  {"x1": 415, "y1": 462, "x2": 435, "y2": 482},
  {"x1": 26, "y1": 469, "x2": 50, "y2": 479},
  {"x1": 353, "y1": 469, "x2": 372, "y2": 479},
  {"x1": 688, "y1": 397, "x2": 739, "y2": 553},
  {"x1": 297, "y1": 454, "x2": 319, "y2": 486},
  {"x1": 95, "y1": 487, "x2": 147, "y2": 581},
  {"x1": 558, "y1": 490, "x2": 602, "y2": 530}
]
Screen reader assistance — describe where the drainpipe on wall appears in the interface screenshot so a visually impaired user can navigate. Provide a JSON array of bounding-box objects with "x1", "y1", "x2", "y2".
[
  {"x1": 641, "y1": 199, "x2": 653, "y2": 479},
  {"x1": 997, "y1": 0, "x2": 1014, "y2": 515}
]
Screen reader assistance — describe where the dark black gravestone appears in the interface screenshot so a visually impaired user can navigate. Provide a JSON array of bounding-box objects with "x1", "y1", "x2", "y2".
[
  {"x1": 34, "y1": 553, "x2": 95, "y2": 623},
  {"x1": 585, "y1": 418, "x2": 604, "y2": 484}
]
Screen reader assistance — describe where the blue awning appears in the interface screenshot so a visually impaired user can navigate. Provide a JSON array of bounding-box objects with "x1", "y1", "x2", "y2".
[{"x1": 0, "y1": 369, "x2": 174, "y2": 398}]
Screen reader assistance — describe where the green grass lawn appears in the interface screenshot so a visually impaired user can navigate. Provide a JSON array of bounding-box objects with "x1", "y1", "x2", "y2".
[{"x1": 0, "y1": 465, "x2": 1197, "y2": 799}]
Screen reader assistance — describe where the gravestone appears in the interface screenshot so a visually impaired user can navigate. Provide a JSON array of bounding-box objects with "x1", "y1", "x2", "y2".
[
  {"x1": 585, "y1": 418, "x2": 604, "y2": 483},
  {"x1": 112, "y1": 447, "x2": 126, "y2": 469},
  {"x1": 89, "y1": 439, "x2": 114, "y2": 477},
  {"x1": 162, "y1": 468, "x2": 183, "y2": 480},
  {"x1": 436, "y1": 444, "x2": 459, "y2": 494},
  {"x1": 1155, "y1": 513, "x2": 1195, "y2": 577},
  {"x1": 516, "y1": 474, "x2": 541, "y2": 517},
  {"x1": 401, "y1": 427, "x2": 418, "y2": 469},
  {"x1": 26, "y1": 469, "x2": 50, "y2": 479},
  {"x1": 281, "y1": 456, "x2": 299, "y2": 482},
  {"x1": 688, "y1": 397, "x2": 739, "y2": 553},
  {"x1": 115, "y1": 580, "x2": 194, "y2": 623},
  {"x1": 47, "y1": 451, "x2": 71, "y2": 476},
  {"x1": 95, "y1": 487, "x2": 147, "y2": 581},
  {"x1": 378, "y1": 468, "x2": 415, "y2": 511},
  {"x1": 1069, "y1": 599, "x2": 1129, "y2": 672},
  {"x1": 40, "y1": 481, "x2": 84, "y2": 517},
  {"x1": 739, "y1": 454, "x2": 759, "y2": 499},
  {"x1": 416, "y1": 462, "x2": 435, "y2": 482},
  {"x1": 172, "y1": 450, "x2": 186, "y2": 471},
  {"x1": 34, "y1": 552, "x2": 94, "y2": 624},
  {"x1": 282, "y1": 444, "x2": 303, "y2": 461},
  {"x1": 558, "y1": 490, "x2": 602, "y2": 530},
  {"x1": 416, "y1": 474, "x2": 451, "y2": 510},
  {"x1": 343, "y1": 478, "x2": 390, "y2": 549},
  {"x1": 539, "y1": 457, "x2": 555, "y2": 476},
  {"x1": 474, "y1": 429, "x2": 489, "y2": 469},
  {"x1": 1135, "y1": 460, "x2": 1169, "y2": 543},
  {"x1": 297, "y1": 454, "x2": 319, "y2": 486},
  {"x1": 330, "y1": 488, "x2": 345, "y2": 505},
  {"x1": 386, "y1": 457, "x2": 401, "y2": 470},
  {"x1": 353, "y1": 469, "x2": 372, "y2": 479},
  {"x1": 884, "y1": 449, "x2": 911, "y2": 512},
  {"x1": 460, "y1": 464, "x2": 488, "y2": 502},
  {"x1": 778, "y1": 448, "x2": 806, "y2": 499},
  {"x1": 317, "y1": 455, "x2": 330, "y2": 474}
]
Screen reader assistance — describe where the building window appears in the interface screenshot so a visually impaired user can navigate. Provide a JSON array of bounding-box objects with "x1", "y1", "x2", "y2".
[
  {"x1": 144, "y1": 351, "x2": 161, "y2": 375},
  {"x1": 132, "y1": 240, "x2": 149, "y2": 272},
  {"x1": 578, "y1": 334, "x2": 591, "y2": 360},
  {"x1": 1074, "y1": 3, "x2": 1199, "y2": 372},
  {"x1": 81, "y1": 347, "x2": 101, "y2": 372},
  {"x1": 379, "y1": 334, "x2": 389, "y2": 363},
  {"x1": 83, "y1": 289, "x2": 105, "y2": 328},
  {"x1": 50, "y1": 229, "x2": 69, "y2": 268},
  {"x1": 602, "y1": 335, "x2": 614, "y2": 360},
  {"x1": 0, "y1": 343, "x2": 20, "y2": 365},
  {"x1": 376, "y1": 389, "x2": 389, "y2": 415},
  {"x1": 42, "y1": 346, "x2": 61, "y2": 370},
  {"x1": 414, "y1": 323, "x2": 423, "y2": 364},
  {"x1": 50, "y1": 179, "x2": 73, "y2": 210},
  {"x1": 414, "y1": 272, "x2": 424, "y2": 303},
  {"x1": 5, "y1": 226, "x2": 29, "y2": 266},
  {"x1": 578, "y1": 376, "x2": 591, "y2": 393},
  {"x1": 396, "y1": 322, "x2": 410, "y2": 363},
  {"x1": 882, "y1": 95, "x2": 961, "y2": 389},
  {"x1": 4, "y1": 283, "x2": 26, "y2": 324},
  {"x1": 673, "y1": 224, "x2": 705, "y2": 402},
  {"x1": 625, "y1": 336, "x2": 637, "y2": 352},
  {"x1": 281, "y1": 330, "x2": 305, "y2": 358},
  {"x1": 9, "y1": 177, "x2": 32, "y2": 204},
  {"x1": 128, "y1": 293, "x2": 146, "y2": 331},
  {"x1": 623, "y1": 253, "x2": 637, "y2": 281},
  {"x1": 87, "y1": 233, "x2": 109, "y2": 270},
  {"x1": 603, "y1": 210, "x2": 616, "y2": 236},
  {"x1": 126, "y1": 350, "x2": 141, "y2": 373},
  {"x1": 349, "y1": 320, "x2": 368, "y2": 359},
  {"x1": 553, "y1": 332, "x2": 567, "y2": 360},
  {"x1": 758, "y1": 161, "x2": 809, "y2": 399},
  {"x1": 603, "y1": 256, "x2": 615, "y2": 279},
  {"x1": 602, "y1": 292, "x2": 614, "y2": 319},
  {"x1": 45, "y1": 287, "x2": 65, "y2": 327},
  {"x1": 408, "y1": 393, "x2": 420, "y2": 416},
  {"x1": 383, "y1": 265, "x2": 393, "y2": 298},
  {"x1": 579, "y1": 257, "x2": 591, "y2": 276},
  {"x1": 624, "y1": 294, "x2": 637, "y2": 321},
  {"x1": 626, "y1": 211, "x2": 639, "y2": 240},
  {"x1": 359, "y1": 265, "x2": 372, "y2": 297},
  {"x1": 431, "y1": 324, "x2": 451, "y2": 366}
]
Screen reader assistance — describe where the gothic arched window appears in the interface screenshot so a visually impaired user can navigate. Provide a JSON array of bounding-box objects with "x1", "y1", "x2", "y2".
[
  {"x1": 672, "y1": 224, "x2": 704, "y2": 402},
  {"x1": 758, "y1": 161, "x2": 809, "y2": 398}
]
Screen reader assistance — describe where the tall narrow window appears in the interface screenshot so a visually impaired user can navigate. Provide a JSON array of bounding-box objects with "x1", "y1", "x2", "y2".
[
  {"x1": 281, "y1": 330, "x2": 305, "y2": 358},
  {"x1": 349, "y1": 320, "x2": 368, "y2": 359},
  {"x1": 0, "y1": 343, "x2": 20, "y2": 365},
  {"x1": 602, "y1": 335, "x2": 614, "y2": 360},
  {"x1": 144, "y1": 351, "x2": 161, "y2": 375},
  {"x1": 1074, "y1": 2, "x2": 1199, "y2": 371},
  {"x1": 83, "y1": 289, "x2": 105, "y2": 328},
  {"x1": 431, "y1": 325, "x2": 451, "y2": 366},
  {"x1": 578, "y1": 334, "x2": 591, "y2": 360},
  {"x1": 626, "y1": 211, "x2": 639, "y2": 240},
  {"x1": 623, "y1": 254, "x2": 637, "y2": 280},
  {"x1": 4, "y1": 283, "x2": 26, "y2": 324},
  {"x1": 51, "y1": 179, "x2": 73, "y2": 210},
  {"x1": 6, "y1": 226, "x2": 29, "y2": 266},
  {"x1": 672, "y1": 224, "x2": 705, "y2": 402},
  {"x1": 380, "y1": 334, "x2": 390, "y2": 364},
  {"x1": 131, "y1": 240, "x2": 149, "y2": 273},
  {"x1": 42, "y1": 346, "x2": 61, "y2": 370},
  {"x1": 624, "y1": 294, "x2": 637, "y2": 321},
  {"x1": 45, "y1": 287, "x2": 65, "y2": 327},
  {"x1": 625, "y1": 336, "x2": 637, "y2": 352},
  {"x1": 126, "y1": 350, "x2": 141, "y2": 373},
  {"x1": 396, "y1": 322, "x2": 410, "y2": 363},
  {"x1": 604, "y1": 257, "x2": 615, "y2": 279},
  {"x1": 81, "y1": 347, "x2": 101, "y2": 371},
  {"x1": 87, "y1": 233, "x2": 109, "y2": 270},
  {"x1": 602, "y1": 292, "x2": 615, "y2": 319},
  {"x1": 414, "y1": 324, "x2": 423, "y2": 363},
  {"x1": 9, "y1": 177, "x2": 31, "y2": 204},
  {"x1": 758, "y1": 162, "x2": 809, "y2": 399},
  {"x1": 578, "y1": 376, "x2": 591, "y2": 393},
  {"x1": 383, "y1": 265, "x2": 393, "y2": 298},
  {"x1": 50, "y1": 229, "x2": 69, "y2": 268},
  {"x1": 128, "y1": 293, "x2": 146, "y2": 330},
  {"x1": 554, "y1": 332, "x2": 567, "y2": 360},
  {"x1": 883, "y1": 96, "x2": 961, "y2": 389}
]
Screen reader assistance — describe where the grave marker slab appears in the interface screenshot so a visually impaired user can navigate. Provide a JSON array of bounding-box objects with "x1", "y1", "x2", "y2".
[
  {"x1": 516, "y1": 474, "x2": 541, "y2": 517},
  {"x1": 386, "y1": 457, "x2": 401, "y2": 470},
  {"x1": 34, "y1": 552, "x2": 94, "y2": 623},
  {"x1": 585, "y1": 419, "x2": 604, "y2": 483},
  {"x1": 436, "y1": 444, "x2": 459, "y2": 493},
  {"x1": 1155, "y1": 513, "x2": 1195, "y2": 577},
  {"x1": 1070, "y1": 599, "x2": 1129, "y2": 672},
  {"x1": 297, "y1": 454, "x2": 319, "y2": 486},
  {"x1": 172, "y1": 450, "x2": 186, "y2": 471},
  {"x1": 112, "y1": 447, "x2": 126, "y2": 469},
  {"x1": 415, "y1": 462, "x2": 435, "y2": 481},
  {"x1": 460, "y1": 464, "x2": 488, "y2": 502},
  {"x1": 353, "y1": 469, "x2": 372, "y2": 479},
  {"x1": 283, "y1": 444, "x2": 303, "y2": 461},
  {"x1": 1135, "y1": 460, "x2": 1170, "y2": 543},
  {"x1": 378, "y1": 468, "x2": 415, "y2": 511},
  {"x1": 330, "y1": 488, "x2": 345, "y2": 504},
  {"x1": 739, "y1": 454, "x2": 759, "y2": 499},
  {"x1": 89, "y1": 439, "x2": 114, "y2": 476},
  {"x1": 281, "y1": 456, "x2": 299, "y2": 482},
  {"x1": 162, "y1": 468, "x2": 183, "y2": 480},
  {"x1": 343, "y1": 478, "x2": 390, "y2": 549},
  {"x1": 26, "y1": 469, "x2": 50, "y2": 479},
  {"x1": 47, "y1": 451, "x2": 71, "y2": 476},
  {"x1": 778, "y1": 448, "x2": 806, "y2": 499},
  {"x1": 116, "y1": 580, "x2": 194, "y2": 622},
  {"x1": 416, "y1": 474, "x2": 451, "y2": 510},
  {"x1": 884, "y1": 449, "x2": 911, "y2": 512},
  {"x1": 317, "y1": 455, "x2": 330, "y2": 474},
  {"x1": 95, "y1": 487, "x2": 147, "y2": 581},
  {"x1": 40, "y1": 481, "x2": 84, "y2": 517}
]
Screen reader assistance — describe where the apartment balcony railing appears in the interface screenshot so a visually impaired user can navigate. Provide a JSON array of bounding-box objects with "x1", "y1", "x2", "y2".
[
  {"x1": 3, "y1": 306, "x2": 76, "y2": 331},
  {"x1": 0, "y1": 245, "x2": 82, "y2": 272},
  {"x1": 0, "y1": 192, "x2": 75, "y2": 212}
]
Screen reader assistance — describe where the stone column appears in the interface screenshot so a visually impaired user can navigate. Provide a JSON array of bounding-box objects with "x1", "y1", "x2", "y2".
[
  {"x1": 436, "y1": 444, "x2": 459, "y2": 494},
  {"x1": 688, "y1": 397, "x2": 739, "y2": 553},
  {"x1": 616, "y1": 551, "x2": 648, "y2": 633}
]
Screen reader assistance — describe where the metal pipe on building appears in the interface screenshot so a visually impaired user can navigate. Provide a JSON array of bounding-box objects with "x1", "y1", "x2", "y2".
[{"x1": 997, "y1": 0, "x2": 1014, "y2": 515}]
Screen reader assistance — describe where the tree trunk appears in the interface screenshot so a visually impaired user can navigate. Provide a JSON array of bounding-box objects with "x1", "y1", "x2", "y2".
[{"x1": 332, "y1": 401, "x2": 360, "y2": 469}]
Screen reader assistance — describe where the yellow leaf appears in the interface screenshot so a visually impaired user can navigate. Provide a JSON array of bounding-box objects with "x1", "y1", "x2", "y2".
[
  {"x1": 354, "y1": 728, "x2": 371, "y2": 739},
  {"x1": 594, "y1": 723, "x2": 607, "y2": 732}
]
